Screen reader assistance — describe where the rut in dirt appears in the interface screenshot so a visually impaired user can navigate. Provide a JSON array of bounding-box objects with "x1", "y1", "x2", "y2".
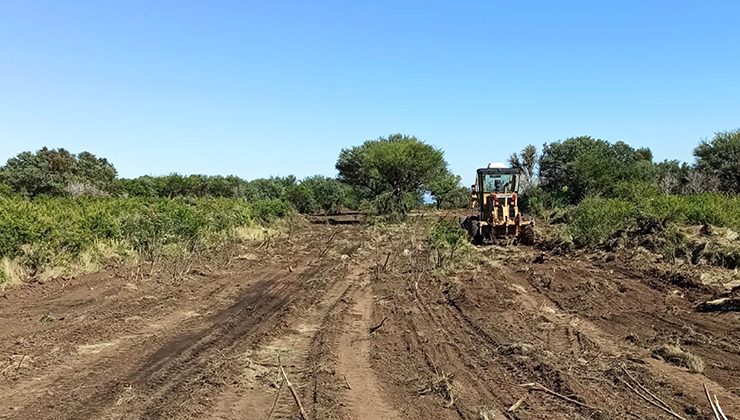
[{"x1": 0, "y1": 224, "x2": 388, "y2": 420}]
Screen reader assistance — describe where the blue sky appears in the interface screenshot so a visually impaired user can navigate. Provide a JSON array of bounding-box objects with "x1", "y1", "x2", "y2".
[{"x1": 1, "y1": 1, "x2": 738, "y2": 184}]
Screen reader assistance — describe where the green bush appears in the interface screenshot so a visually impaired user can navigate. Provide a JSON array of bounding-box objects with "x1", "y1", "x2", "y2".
[
  {"x1": 251, "y1": 198, "x2": 294, "y2": 222},
  {"x1": 694, "y1": 129, "x2": 740, "y2": 193},
  {"x1": 0, "y1": 196, "x2": 283, "y2": 276},
  {"x1": 428, "y1": 218, "x2": 469, "y2": 268},
  {"x1": 519, "y1": 186, "x2": 549, "y2": 218},
  {"x1": 567, "y1": 193, "x2": 740, "y2": 247},
  {"x1": 569, "y1": 198, "x2": 636, "y2": 246},
  {"x1": 539, "y1": 136, "x2": 654, "y2": 205}
]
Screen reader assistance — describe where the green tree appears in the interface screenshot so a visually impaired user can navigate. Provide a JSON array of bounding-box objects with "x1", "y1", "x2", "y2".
[
  {"x1": 247, "y1": 176, "x2": 297, "y2": 201},
  {"x1": 300, "y1": 176, "x2": 349, "y2": 214},
  {"x1": 430, "y1": 172, "x2": 463, "y2": 209},
  {"x1": 117, "y1": 174, "x2": 253, "y2": 198},
  {"x1": 0, "y1": 181, "x2": 12, "y2": 196},
  {"x1": 654, "y1": 160, "x2": 691, "y2": 194},
  {"x1": 285, "y1": 183, "x2": 317, "y2": 214},
  {"x1": 508, "y1": 144, "x2": 539, "y2": 189},
  {"x1": 116, "y1": 176, "x2": 158, "y2": 197},
  {"x1": 539, "y1": 136, "x2": 654, "y2": 205},
  {"x1": 445, "y1": 186, "x2": 472, "y2": 209},
  {"x1": 694, "y1": 129, "x2": 740, "y2": 193},
  {"x1": 73, "y1": 152, "x2": 117, "y2": 192},
  {"x1": 336, "y1": 134, "x2": 447, "y2": 215},
  {"x1": 0, "y1": 147, "x2": 117, "y2": 197}
]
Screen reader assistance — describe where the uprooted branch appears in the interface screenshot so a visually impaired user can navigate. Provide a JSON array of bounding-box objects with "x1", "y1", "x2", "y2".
[
  {"x1": 278, "y1": 357, "x2": 309, "y2": 420},
  {"x1": 520, "y1": 382, "x2": 599, "y2": 412},
  {"x1": 704, "y1": 383, "x2": 728, "y2": 420},
  {"x1": 615, "y1": 373, "x2": 686, "y2": 420},
  {"x1": 620, "y1": 365, "x2": 674, "y2": 413},
  {"x1": 369, "y1": 316, "x2": 388, "y2": 334}
]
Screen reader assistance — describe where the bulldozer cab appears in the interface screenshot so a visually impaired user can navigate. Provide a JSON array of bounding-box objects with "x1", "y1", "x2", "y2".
[
  {"x1": 471, "y1": 167, "x2": 521, "y2": 216},
  {"x1": 479, "y1": 171, "x2": 519, "y2": 194},
  {"x1": 463, "y1": 165, "x2": 534, "y2": 245}
]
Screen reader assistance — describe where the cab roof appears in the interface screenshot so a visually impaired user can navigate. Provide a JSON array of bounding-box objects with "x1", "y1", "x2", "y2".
[{"x1": 476, "y1": 167, "x2": 521, "y2": 175}]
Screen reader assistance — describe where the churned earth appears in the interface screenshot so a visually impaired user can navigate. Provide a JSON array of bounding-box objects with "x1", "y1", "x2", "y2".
[{"x1": 1, "y1": 216, "x2": 737, "y2": 419}]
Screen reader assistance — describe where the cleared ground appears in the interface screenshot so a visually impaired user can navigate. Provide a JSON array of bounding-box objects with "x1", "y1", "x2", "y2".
[{"x1": 0, "y1": 218, "x2": 738, "y2": 419}]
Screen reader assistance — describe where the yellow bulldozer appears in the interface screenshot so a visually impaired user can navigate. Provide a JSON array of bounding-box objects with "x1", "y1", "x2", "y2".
[{"x1": 461, "y1": 163, "x2": 535, "y2": 245}]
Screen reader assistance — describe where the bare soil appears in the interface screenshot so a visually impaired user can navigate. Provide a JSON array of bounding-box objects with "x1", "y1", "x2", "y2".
[{"x1": 1, "y1": 218, "x2": 738, "y2": 419}]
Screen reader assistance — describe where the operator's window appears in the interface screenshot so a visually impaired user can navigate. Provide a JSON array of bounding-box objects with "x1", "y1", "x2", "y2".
[{"x1": 483, "y1": 175, "x2": 512, "y2": 192}]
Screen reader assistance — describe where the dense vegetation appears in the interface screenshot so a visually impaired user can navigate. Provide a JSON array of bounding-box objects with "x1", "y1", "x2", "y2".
[
  {"x1": 0, "y1": 196, "x2": 294, "y2": 284},
  {"x1": 516, "y1": 129, "x2": 740, "y2": 250},
  {"x1": 568, "y1": 193, "x2": 740, "y2": 246},
  {"x1": 1, "y1": 128, "x2": 738, "y2": 284},
  {"x1": 0, "y1": 134, "x2": 468, "y2": 284}
]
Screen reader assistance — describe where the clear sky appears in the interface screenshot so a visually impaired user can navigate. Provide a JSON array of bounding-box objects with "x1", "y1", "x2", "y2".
[{"x1": 1, "y1": 1, "x2": 738, "y2": 184}]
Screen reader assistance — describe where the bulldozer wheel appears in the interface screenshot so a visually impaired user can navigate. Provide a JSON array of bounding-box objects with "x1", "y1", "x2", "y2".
[
  {"x1": 519, "y1": 224, "x2": 535, "y2": 246},
  {"x1": 461, "y1": 216, "x2": 483, "y2": 245}
]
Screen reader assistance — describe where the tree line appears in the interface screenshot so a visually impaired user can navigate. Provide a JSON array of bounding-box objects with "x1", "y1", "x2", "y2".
[
  {"x1": 0, "y1": 134, "x2": 470, "y2": 216},
  {"x1": 509, "y1": 129, "x2": 740, "y2": 212},
  {"x1": 2, "y1": 129, "x2": 738, "y2": 217}
]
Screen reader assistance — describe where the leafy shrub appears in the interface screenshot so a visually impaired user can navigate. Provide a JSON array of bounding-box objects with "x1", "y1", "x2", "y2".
[
  {"x1": 300, "y1": 176, "x2": 351, "y2": 214},
  {"x1": 539, "y1": 136, "x2": 654, "y2": 205},
  {"x1": 428, "y1": 218, "x2": 470, "y2": 268},
  {"x1": 567, "y1": 193, "x2": 740, "y2": 248},
  {"x1": 0, "y1": 148, "x2": 117, "y2": 197},
  {"x1": 285, "y1": 176, "x2": 352, "y2": 214},
  {"x1": 694, "y1": 129, "x2": 740, "y2": 193},
  {"x1": 251, "y1": 198, "x2": 294, "y2": 222},
  {"x1": 285, "y1": 184, "x2": 318, "y2": 214},
  {"x1": 569, "y1": 198, "x2": 636, "y2": 246},
  {"x1": 430, "y1": 172, "x2": 467, "y2": 210},
  {"x1": 0, "y1": 196, "x2": 284, "y2": 279},
  {"x1": 0, "y1": 182, "x2": 13, "y2": 196},
  {"x1": 519, "y1": 186, "x2": 549, "y2": 218}
]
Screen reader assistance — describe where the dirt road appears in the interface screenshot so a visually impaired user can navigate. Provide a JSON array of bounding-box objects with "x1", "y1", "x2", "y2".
[{"x1": 1, "y1": 220, "x2": 738, "y2": 419}]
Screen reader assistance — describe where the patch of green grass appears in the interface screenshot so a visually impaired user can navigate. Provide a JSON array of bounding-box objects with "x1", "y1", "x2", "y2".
[
  {"x1": 569, "y1": 198, "x2": 636, "y2": 246},
  {"x1": 567, "y1": 193, "x2": 740, "y2": 247},
  {"x1": 0, "y1": 196, "x2": 290, "y2": 283}
]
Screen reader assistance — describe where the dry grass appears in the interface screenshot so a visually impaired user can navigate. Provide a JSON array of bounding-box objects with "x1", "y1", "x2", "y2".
[
  {"x1": 651, "y1": 344, "x2": 705, "y2": 373},
  {"x1": 418, "y1": 370, "x2": 456, "y2": 408},
  {"x1": 443, "y1": 279, "x2": 467, "y2": 305},
  {"x1": 234, "y1": 224, "x2": 279, "y2": 242},
  {"x1": 498, "y1": 342, "x2": 535, "y2": 356},
  {"x1": 37, "y1": 240, "x2": 137, "y2": 283},
  {"x1": 0, "y1": 257, "x2": 25, "y2": 289}
]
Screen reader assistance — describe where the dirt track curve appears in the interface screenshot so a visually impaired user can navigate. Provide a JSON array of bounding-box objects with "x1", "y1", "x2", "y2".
[{"x1": 1, "y1": 220, "x2": 738, "y2": 419}]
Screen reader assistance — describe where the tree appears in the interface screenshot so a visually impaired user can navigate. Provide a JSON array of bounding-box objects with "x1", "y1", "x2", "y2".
[
  {"x1": 430, "y1": 172, "x2": 463, "y2": 209},
  {"x1": 445, "y1": 186, "x2": 472, "y2": 209},
  {"x1": 336, "y1": 134, "x2": 447, "y2": 215},
  {"x1": 508, "y1": 144, "x2": 539, "y2": 190},
  {"x1": 654, "y1": 160, "x2": 691, "y2": 194},
  {"x1": 0, "y1": 147, "x2": 117, "y2": 197},
  {"x1": 539, "y1": 136, "x2": 654, "y2": 205},
  {"x1": 117, "y1": 174, "x2": 253, "y2": 198},
  {"x1": 694, "y1": 129, "x2": 740, "y2": 193},
  {"x1": 247, "y1": 176, "x2": 297, "y2": 201},
  {"x1": 299, "y1": 176, "x2": 350, "y2": 214},
  {"x1": 0, "y1": 181, "x2": 11, "y2": 196},
  {"x1": 683, "y1": 170, "x2": 720, "y2": 194},
  {"x1": 73, "y1": 152, "x2": 117, "y2": 191},
  {"x1": 284, "y1": 183, "x2": 317, "y2": 214}
]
